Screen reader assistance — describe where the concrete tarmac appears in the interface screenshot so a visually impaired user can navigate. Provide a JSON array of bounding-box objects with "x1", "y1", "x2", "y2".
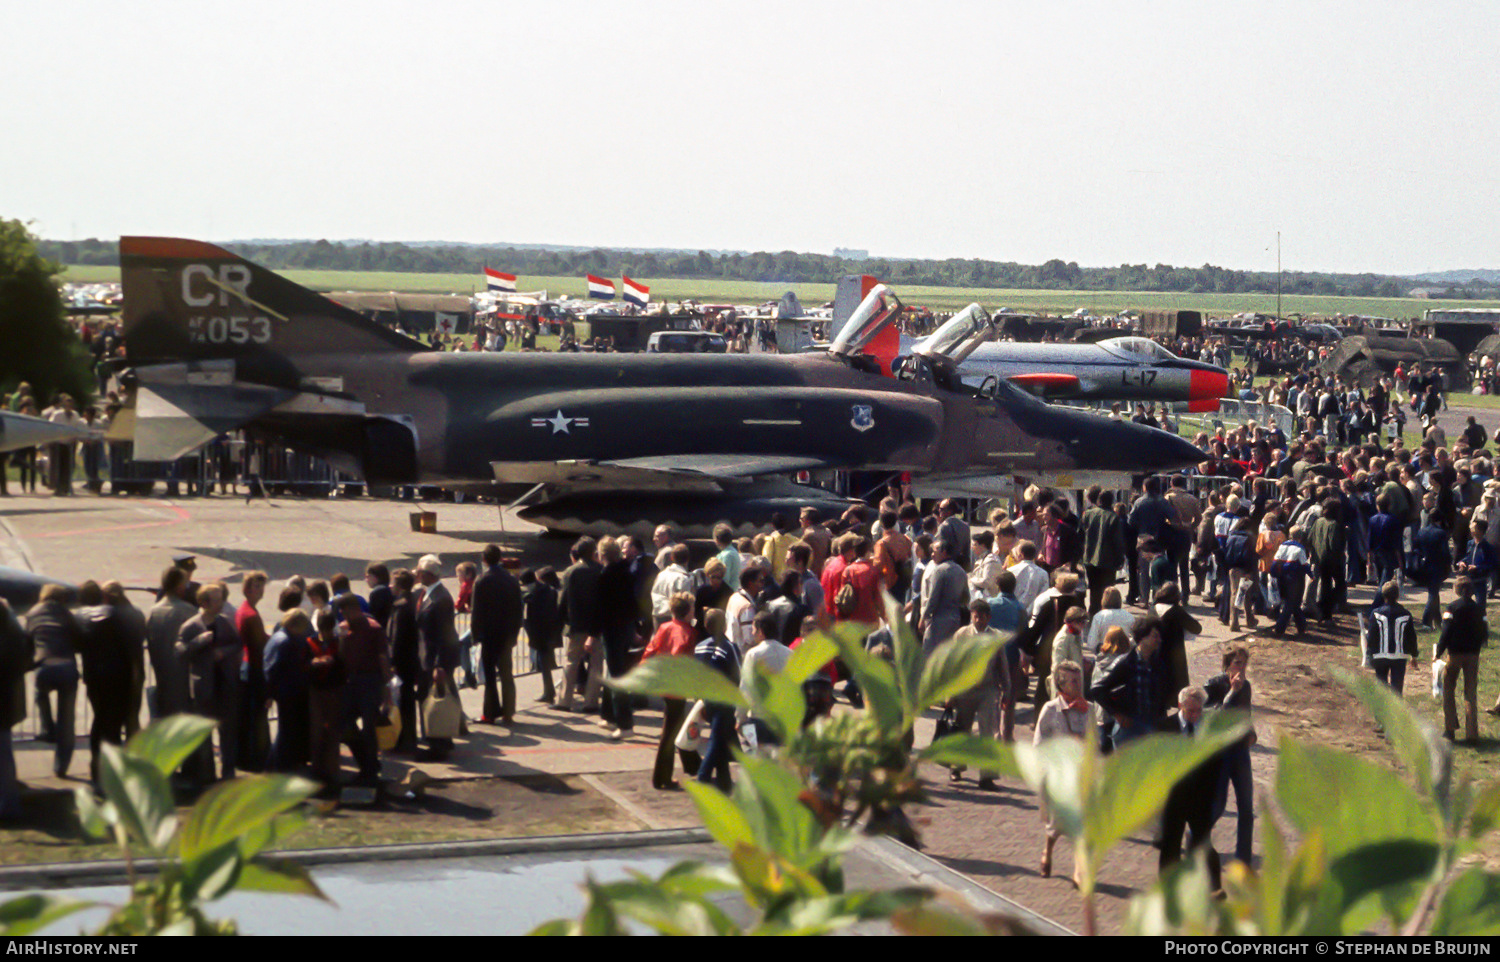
[{"x1": 0, "y1": 487, "x2": 1247, "y2": 934}]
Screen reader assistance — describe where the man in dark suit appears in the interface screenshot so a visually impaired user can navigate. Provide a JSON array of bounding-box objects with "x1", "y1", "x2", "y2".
[
  {"x1": 1158, "y1": 686, "x2": 1223, "y2": 892},
  {"x1": 471, "y1": 544, "x2": 523, "y2": 724},
  {"x1": 365, "y1": 562, "x2": 394, "y2": 628},
  {"x1": 176, "y1": 584, "x2": 241, "y2": 786},
  {"x1": 416, "y1": 555, "x2": 460, "y2": 678},
  {"x1": 557, "y1": 538, "x2": 601, "y2": 713},
  {"x1": 415, "y1": 555, "x2": 463, "y2": 751}
]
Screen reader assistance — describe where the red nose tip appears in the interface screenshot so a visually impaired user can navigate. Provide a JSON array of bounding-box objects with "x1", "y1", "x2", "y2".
[{"x1": 1188, "y1": 369, "x2": 1229, "y2": 413}]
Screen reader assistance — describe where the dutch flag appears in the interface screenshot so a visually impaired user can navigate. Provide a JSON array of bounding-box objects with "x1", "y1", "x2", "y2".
[
  {"x1": 622, "y1": 276, "x2": 650, "y2": 307},
  {"x1": 484, "y1": 267, "x2": 516, "y2": 293},
  {"x1": 586, "y1": 274, "x2": 615, "y2": 300}
]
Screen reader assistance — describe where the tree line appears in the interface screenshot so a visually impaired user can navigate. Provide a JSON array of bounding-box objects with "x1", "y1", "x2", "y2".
[{"x1": 40, "y1": 236, "x2": 1493, "y2": 300}]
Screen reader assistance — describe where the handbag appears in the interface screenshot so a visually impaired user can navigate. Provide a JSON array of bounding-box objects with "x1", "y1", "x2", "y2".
[
  {"x1": 422, "y1": 668, "x2": 463, "y2": 739},
  {"x1": 933, "y1": 703, "x2": 957, "y2": 740},
  {"x1": 675, "y1": 700, "x2": 709, "y2": 753},
  {"x1": 834, "y1": 569, "x2": 856, "y2": 618},
  {"x1": 377, "y1": 678, "x2": 403, "y2": 751}
]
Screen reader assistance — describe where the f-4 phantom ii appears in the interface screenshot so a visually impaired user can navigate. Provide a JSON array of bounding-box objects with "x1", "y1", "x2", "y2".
[{"x1": 118, "y1": 238, "x2": 1205, "y2": 535}]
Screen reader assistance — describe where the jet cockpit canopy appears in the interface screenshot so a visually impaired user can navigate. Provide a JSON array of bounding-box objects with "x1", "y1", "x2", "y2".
[
  {"x1": 912, "y1": 303, "x2": 998, "y2": 371},
  {"x1": 829, "y1": 284, "x2": 902, "y2": 358},
  {"x1": 1100, "y1": 337, "x2": 1174, "y2": 362}
]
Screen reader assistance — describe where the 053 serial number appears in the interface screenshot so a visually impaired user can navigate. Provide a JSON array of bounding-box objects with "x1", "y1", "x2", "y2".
[{"x1": 187, "y1": 316, "x2": 273, "y2": 344}]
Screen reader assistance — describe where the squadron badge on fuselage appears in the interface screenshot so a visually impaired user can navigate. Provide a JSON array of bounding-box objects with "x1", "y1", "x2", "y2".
[{"x1": 850, "y1": 404, "x2": 875, "y2": 433}]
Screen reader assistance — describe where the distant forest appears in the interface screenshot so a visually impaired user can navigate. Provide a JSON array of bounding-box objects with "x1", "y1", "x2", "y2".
[{"x1": 40, "y1": 237, "x2": 1500, "y2": 299}]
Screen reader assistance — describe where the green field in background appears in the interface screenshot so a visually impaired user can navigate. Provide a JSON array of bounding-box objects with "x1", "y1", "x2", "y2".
[{"x1": 62, "y1": 264, "x2": 1500, "y2": 320}]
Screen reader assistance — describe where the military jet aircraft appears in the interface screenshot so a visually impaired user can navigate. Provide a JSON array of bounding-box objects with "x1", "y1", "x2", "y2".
[
  {"x1": 929, "y1": 335, "x2": 1230, "y2": 412},
  {"x1": 117, "y1": 238, "x2": 1204, "y2": 535}
]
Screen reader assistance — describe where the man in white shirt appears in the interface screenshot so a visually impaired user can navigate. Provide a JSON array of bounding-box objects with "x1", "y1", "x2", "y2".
[
  {"x1": 650, "y1": 544, "x2": 693, "y2": 628},
  {"x1": 1007, "y1": 541, "x2": 1050, "y2": 612},
  {"x1": 739, "y1": 610, "x2": 792, "y2": 747},
  {"x1": 725, "y1": 568, "x2": 764, "y2": 654},
  {"x1": 968, "y1": 530, "x2": 1004, "y2": 600}
]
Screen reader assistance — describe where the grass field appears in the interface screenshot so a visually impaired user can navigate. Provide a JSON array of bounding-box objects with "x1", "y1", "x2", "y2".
[{"x1": 61, "y1": 265, "x2": 1500, "y2": 321}]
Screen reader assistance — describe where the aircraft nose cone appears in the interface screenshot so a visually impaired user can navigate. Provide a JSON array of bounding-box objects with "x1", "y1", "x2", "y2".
[
  {"x1": 1069, "y1": 418, "x2": 1204, "y2": 472},
  {"x1": 1189, "y1": 367, "x2": 1230, "y2": 401}
]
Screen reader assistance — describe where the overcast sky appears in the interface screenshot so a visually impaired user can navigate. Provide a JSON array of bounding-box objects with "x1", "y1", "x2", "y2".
[{"x1": 4, "y1": 0, "x2": 1496, "y2": 275}]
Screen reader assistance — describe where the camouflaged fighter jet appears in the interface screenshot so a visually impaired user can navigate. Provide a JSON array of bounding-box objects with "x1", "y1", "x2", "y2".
[{"x1": 117, "y1": 238, "x2": 1204, "y2": 535}]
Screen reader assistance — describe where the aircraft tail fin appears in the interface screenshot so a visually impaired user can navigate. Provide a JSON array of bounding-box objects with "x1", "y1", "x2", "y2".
[{"x1": 120, "y1": 237, "x2": 426, "y2": 373}]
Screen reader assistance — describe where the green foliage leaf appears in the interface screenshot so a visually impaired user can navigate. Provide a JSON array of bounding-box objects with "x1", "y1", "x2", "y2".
[
  {"x1": 0, "y1": 894, "x2": 94, "y2": 936},
  {"x1": 73, "y1": 786, "x2": 113, "y2": 840},
  {"x1": 918, "y1": 733, "x2": 1016, "y2": 775},
  {"x1": 751, "y1": 635, "x2": 837, "y2": 743},
  {"x1": 125, "y1": 714, "x2": 216, "y2": 780},
  {"x1": 1127, "y1": 849, "x2": 1235, "y2": 936},
  {"x1": 235, "y1": 857, "x2": 330, "y2": 901},
  {"x1": 1326, "y1": 840, "x2": 1439, "y2": 928},
  {"x1": 1276, "y1": 737, "x2": 1440, "y2": 860},
  {"x1": 584, "y1": 878, "x2": 738, "y2": 936},
  {"x1": 1467, "y1": 780, "x2": 1500, "y2": 839},
  {"x1": 683, "y1": 780, "x2": 757, "y2": 853},
  {"x1": 1334, "y1": 669, "x2": 1440, "y2": 798},
  {"x1": 179, "y1": 842, "x2": 243, "y2": 903},
  {"x1": 577, "y1": 876, "x2": 626, "y2": 936},
  {"x1": 760, "y1": 888, "x2": 933, "y2": 936},
  {"x1": 828, "y1": 623, "x2": 903, "y2": 733},
  {"x1": 784, "y1": 632, "x2": 838, "y2": 687},
  {"x1": 528, "y1": 919, "x2": 579, "y2": 936},
  {"x1": 1008, "y1": 737, "x2": 1087, "y2": 840},
  {"x1": 916, "y1": 632, "x2": 1002, "y2": 711},
  {"x1": 609, "y1": 654, "x2": 746, "y2": 708},
  {"x1": 651, "y1": 861, "x2": 741, "y2": 899},
  {"x1": 885, "y1": 591, "x2": 924, "y2": 714},
  {"x1": 96, "y1": 741, "x2": 177, "y2": 853},
  {"x1": 1430, "y1": 867, "x2": 1500, "y2": 936},
  {"x1": 178, "y1": 775, "x2": 318, "y2": 862},
  {"x1": 733, "y1": 754, "x2": 822, "y2": 862},
  {"x1": 730, "y1": 840, "x2": 828, "y2": 906},
  {"x1": 746, "y1": 661, "x2": 804, "y2": 745},
  {"x1": 1086, "y1": 713, "x2": 1249, "y2": 872}
]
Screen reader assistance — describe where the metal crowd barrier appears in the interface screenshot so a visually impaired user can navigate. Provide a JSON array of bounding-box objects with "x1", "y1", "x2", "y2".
[{"x1": 1059, "y1": 398, "x2": 1296, "y2": 439}]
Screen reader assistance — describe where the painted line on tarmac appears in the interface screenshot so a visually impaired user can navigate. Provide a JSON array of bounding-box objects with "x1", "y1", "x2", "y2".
[
  {"x1": 501, "y1": 739, "x2": 655, "y2": 756},
  {"x1": 35, "y1": 500, "x2": 191, "y2": 538}
]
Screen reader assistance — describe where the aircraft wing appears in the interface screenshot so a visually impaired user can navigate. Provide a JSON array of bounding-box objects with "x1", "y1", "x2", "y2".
[
  {"x1": 491, "y1": 454, "x2": 838, "y2": 492},
  {"x1": 0, "y1": 411, "x2": 94, "y2": 454}
]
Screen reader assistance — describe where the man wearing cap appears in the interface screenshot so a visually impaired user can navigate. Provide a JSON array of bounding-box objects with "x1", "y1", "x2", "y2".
[
  {"x1": 336, "y1": 592, "x2": 392, "y2": 783},
  {"x1": 470, "y1": 544, "x2": 522, "y2": 724},
  {"x1": 158, "y1": 553, "x2": 201, "y2": 603}
]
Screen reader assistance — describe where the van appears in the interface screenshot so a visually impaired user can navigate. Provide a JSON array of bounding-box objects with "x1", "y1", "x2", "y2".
[{"x1": 645, "y1": 331, "x2": 728, "y2": 353}]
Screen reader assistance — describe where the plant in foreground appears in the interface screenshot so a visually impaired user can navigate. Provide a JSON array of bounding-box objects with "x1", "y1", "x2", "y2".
[{"x1": 0, "y1": 715, "x2": 326, "y2": 936}]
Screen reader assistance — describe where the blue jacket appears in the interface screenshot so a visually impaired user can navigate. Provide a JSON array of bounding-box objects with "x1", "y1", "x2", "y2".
[
  {"x1": 1412, "y1": 524, "x2": 1452, "y2": 585},
  {"x1": 1462, "y1": 539, "x2": 1497, "y2": 580},
  {"x1": 1368, "y1": 511, "x2": 1403, "y2": 555}
]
